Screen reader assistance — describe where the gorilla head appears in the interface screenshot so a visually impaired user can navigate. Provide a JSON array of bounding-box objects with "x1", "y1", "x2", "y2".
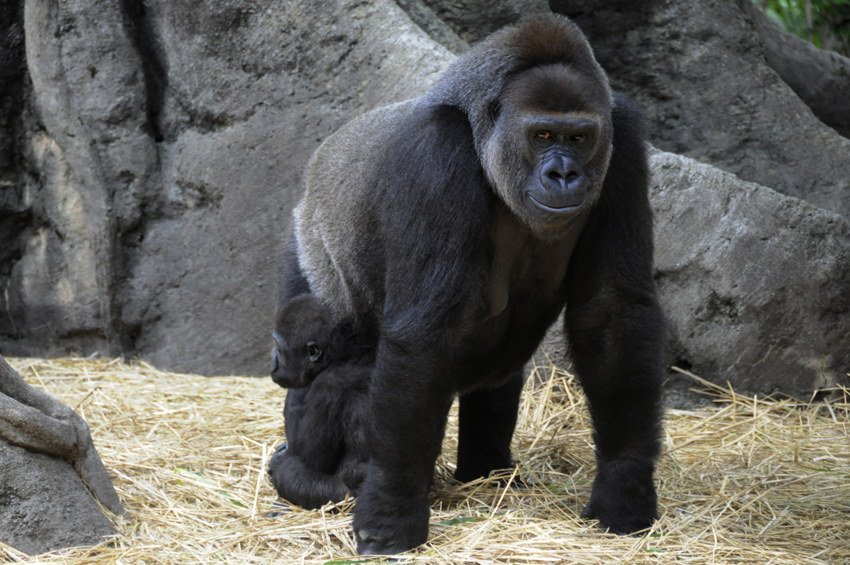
[
  {"x1": 270, "y1": 294, "x2": 346, "y2": 389},
  {"x1": 485, "y1": 63, "x2": 613, "y2": 236},
  {"x1": 428, "y1": 16, "x2": 614, "y2": 240}
]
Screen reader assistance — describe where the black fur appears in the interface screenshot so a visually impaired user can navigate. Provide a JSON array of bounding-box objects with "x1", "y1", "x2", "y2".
[
  {"x1": 287, "y1": 15, "x2": 665, "y2": 555},
  {"x1": 267, "y1": 294, "x2": 372, "y2": 509},
  {"x1": 565, "y1": 94, "x2": 664, "y2": 534}
]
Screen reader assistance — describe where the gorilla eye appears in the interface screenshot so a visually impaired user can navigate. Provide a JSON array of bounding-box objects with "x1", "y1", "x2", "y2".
[
  {"x1": 306, "y1": 342, "x2": 323, "y2": 363},
  {"x1": 571, "y1": 133, "x2": 587, "y2": 142},
  {"x1": 535, "y1": 131, "x2": 552, "y2": 140}
]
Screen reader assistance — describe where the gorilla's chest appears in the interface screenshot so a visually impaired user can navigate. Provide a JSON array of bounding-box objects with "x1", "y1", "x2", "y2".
[
  {"x1": 485, "y1": 203, "x2": 585, "y2": 317},
  {"x1": 455, "y1": 212, "x2": 585, "y2": 392}
]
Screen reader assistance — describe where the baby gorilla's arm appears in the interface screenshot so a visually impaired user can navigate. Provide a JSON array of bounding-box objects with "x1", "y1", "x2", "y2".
[{"x1": 268, "y1": 444, "x2": 353, "y2": 509}]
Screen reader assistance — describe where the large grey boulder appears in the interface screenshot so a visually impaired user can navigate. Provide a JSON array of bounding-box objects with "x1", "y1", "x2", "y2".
[
  {"x1": 651, "y1": 150, "x2": 850, "y2": 398},
  {"x1": 405, "y1": 0, "x2": 550, "y2": 44},
  {"x1": 0, "y1": 355, "x2": 124, "y2": 555},
  {"x1": 11, "y1": 0, "x2": 156, "y2": 358},
  {"x1": 0, "y1": 442, "x2": 116, "y2": 555},
  {"x1": 394, "y1": 0, "x2": 471, "y2": 54},
  {"x1": 122, "y1": 0, "x2": 452, "y2": 375}
]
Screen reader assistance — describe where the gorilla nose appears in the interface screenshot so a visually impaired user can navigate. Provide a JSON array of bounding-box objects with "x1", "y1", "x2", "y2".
[
  {"x1": 545, "y1": 161, "x2": 580, "y2": 182},
  {"x1": 539, "y1": 157, "x2": 587, "y2": 207},
  {"x1": 546, "y1": 168, "x2": 579, "y2": 185}
]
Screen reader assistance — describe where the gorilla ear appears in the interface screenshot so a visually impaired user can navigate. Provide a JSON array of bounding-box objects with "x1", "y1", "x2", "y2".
[
  {"x1": 487, "y1": 99, "x2": 501, "y2": 123},
  {"x1": 306, "y1": 341, "x2": 323, "y2": 363}
]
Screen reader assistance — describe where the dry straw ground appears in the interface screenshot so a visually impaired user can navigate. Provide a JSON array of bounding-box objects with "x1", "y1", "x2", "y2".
[{"x1": 1, "y1": 357, "x2": 848, "y2": 565}]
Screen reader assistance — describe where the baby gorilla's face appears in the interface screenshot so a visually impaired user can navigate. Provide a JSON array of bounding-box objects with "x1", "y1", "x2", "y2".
[
  {"x1": 269, "y1": 294, "x2": 339, "y2": 389},
  {"x1": 270, "y1": 330, "x2": 325, "y2": 389}
]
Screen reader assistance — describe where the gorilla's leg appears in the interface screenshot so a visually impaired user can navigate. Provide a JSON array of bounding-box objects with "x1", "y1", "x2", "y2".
[
  {"x1": 454, "y1": 372, "x2": 523, "y2": 483},
  {"x1": 562, "y1": 94, "x2": 663, "y2": 535},
  {"x1": 353, "y1": 356, "x2": 454, "y2": 556},
  {"x1": 268, "y1": 446, "x2": 351, "y2": 510},
  {"x1": 566, "y1": 301, "x2": 663, "y2": 535}
]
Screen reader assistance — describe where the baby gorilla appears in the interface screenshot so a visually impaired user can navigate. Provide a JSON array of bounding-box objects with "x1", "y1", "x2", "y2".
[{"x1": 267, "y1": 293, "x2": 373, "y2": 509}]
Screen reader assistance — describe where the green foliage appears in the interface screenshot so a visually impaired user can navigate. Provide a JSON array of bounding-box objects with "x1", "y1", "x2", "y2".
[
  {"x1": 754, "y1": 0, "x2": 850, "y2": 54},
  {"x1": 437, "y1": 516, "x2": 486, "y2": 526}
]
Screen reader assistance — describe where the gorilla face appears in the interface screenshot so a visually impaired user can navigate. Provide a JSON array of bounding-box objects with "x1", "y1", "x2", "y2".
[
  {"x1": 270, "y1": 327, "x2": 324, "y2": 389},
  {"x1": 270, "y1": 294, "x2": 336, "y2": 389},
  {"x1": 523, "y1": 115, "x2": 599, "y2": 220},
  {"x1": 483, "y1": 64, "x2": 613, "y2": 238}
]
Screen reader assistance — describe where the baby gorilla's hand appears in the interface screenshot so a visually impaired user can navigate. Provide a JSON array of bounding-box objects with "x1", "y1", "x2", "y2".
[{"x1": 267, "y1": 442, "x2": 288, "y2": 476}]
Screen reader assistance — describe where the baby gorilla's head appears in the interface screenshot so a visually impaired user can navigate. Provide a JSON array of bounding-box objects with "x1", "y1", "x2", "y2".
[{"x1": 270, "y1": 294, "x2": 347, "y2": 388}]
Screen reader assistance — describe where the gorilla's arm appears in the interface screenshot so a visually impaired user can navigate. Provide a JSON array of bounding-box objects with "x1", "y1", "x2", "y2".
[
  {"x1": 287, "y1": 387, "x2": 346, "y2": 476},
  {"x1": 267, "y1": 445, "x2": 352, "y2": 509},
  {"x1": 353, "y1": 104, "x2": 492, "y2": 555},
  {"x1": 564, "y1": 94, "x2": 664, "y2": 535}
]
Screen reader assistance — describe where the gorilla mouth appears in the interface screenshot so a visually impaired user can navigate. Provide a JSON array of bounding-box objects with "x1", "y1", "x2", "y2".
[{"x1": 528, "y1": 195, "x2": 585, "y2": 216}]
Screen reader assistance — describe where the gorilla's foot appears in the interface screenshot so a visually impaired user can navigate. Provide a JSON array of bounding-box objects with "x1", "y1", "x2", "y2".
[
  {"x1": 580, "y1": 458, "x2": 657, "y2": 535},
  {"x1": 353, "y1": 489, "x2": 430, "y2": 555},
  {"x1": 355, "y1": 528, "x2": 415, "y2": 557}
]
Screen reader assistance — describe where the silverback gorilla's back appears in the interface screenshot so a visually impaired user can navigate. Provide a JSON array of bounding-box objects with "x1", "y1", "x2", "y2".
[{"x1": 294, "y1": 100, "x2": 416, "y2": 324}]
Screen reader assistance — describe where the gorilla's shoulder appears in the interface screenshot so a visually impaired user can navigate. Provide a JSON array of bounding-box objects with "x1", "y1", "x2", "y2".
[{"x1": 311, "y1": 100, "x2": 420, "y2": 168}]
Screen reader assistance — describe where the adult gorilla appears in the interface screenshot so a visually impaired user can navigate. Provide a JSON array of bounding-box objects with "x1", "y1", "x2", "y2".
[{"x1": 279, "y1": 15, "x2": 665, "y2": 555}]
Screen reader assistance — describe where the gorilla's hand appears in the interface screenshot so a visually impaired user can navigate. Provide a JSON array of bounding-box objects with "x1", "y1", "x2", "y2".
[
  {"x1": 353, "y1": 469, "x2": 431, "y2": 556},
  {"x1": 580, "y1": 458, "x2": 657, "y2": 535},
  {"x1": 267, "y1": 442, "x2": 288, "y2": 476}
]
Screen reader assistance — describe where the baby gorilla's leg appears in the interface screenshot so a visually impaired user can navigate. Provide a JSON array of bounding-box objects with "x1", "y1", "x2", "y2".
[{"x1": 268, "y1": 444, "x2": 352, "y2": 509}]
